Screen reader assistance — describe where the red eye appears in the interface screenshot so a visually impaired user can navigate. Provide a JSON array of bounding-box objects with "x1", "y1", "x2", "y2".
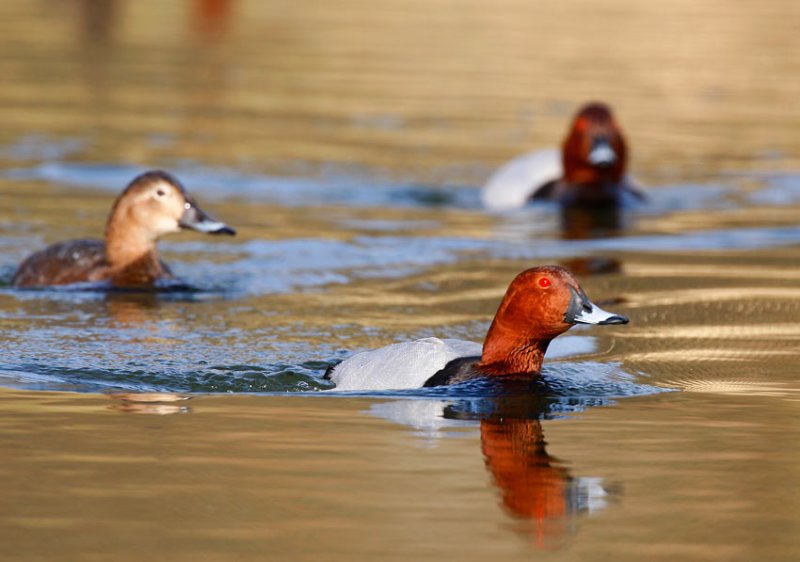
[{"x1": 538, "y1": 277, "x2": 551, "y2": 288}]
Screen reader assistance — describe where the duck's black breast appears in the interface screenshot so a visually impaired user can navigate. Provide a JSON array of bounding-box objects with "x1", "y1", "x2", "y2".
[
  {"x1": 11, "y1": 239, "x2": 109, "y2": 287},
  {"x1": 422, "y1": 356, "x2": 483, "y2": 387}
]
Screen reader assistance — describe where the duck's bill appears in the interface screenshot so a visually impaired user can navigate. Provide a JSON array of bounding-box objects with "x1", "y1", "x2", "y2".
[
  {"x1": 573, "y1": 303, "x2": 628, "y2": 325},
  {"x1": 185, "y1": 219, "x2": 236, "y2": 235},
  {"x1": 179, "y1": 199, "x2": 236, "y2": 235},
  {"x1": 565, "y1": 286, "x2": 629, "y2": 325},
  {"x1": 588, "y1": 137, "x2": 617, "y2": 167}
]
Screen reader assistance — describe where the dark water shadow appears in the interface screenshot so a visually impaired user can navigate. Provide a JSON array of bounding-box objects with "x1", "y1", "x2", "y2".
[
  {"x1": 3, "y1": 278, "x2": 233, "y2": 301},
  {"x1": 559, "y1": 204, "x2": 625, "y2": 241},
  {"x1": 557, "y1": 204, "x2": 625, "y2": 276}
]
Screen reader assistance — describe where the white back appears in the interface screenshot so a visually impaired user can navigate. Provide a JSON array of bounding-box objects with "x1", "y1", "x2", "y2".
[
  {"x1": 481, "y1": 149, "x2": 562, "y2": 211},
  {"x1": 329, "y1": 337, "x2": 482, "y2": 391}
]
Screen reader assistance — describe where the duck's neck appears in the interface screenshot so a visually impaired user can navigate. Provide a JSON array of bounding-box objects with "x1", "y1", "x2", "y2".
[
  {"x1": 564, "y1": 168, "x2": 622, "y2": 187},
  {"x1": 105, "y1": 223, "x2": 166, "y2": 286},
  {"x1": 478, "y1": 321, "x2": 551, "y2": 376},
  {"x1": 556, "y1": 176, "x2": 623, "y2": 206}
]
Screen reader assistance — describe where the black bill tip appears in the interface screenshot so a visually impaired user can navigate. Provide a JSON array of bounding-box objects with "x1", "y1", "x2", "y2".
[
  {"x1": 210, "y1": 225, "x2": 236, "y2": 236},
  {"x1": 598, "y1": 314, "x2": 629, "y2": 325}
]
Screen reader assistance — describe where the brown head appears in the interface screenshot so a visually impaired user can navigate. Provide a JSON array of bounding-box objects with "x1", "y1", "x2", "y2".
[
  {"x1": 479, "y1": 266, "x2": 628, "y2": 376},
  {"x1": 561, "y1": 102, "x2": 627, "y2": 187},
  {"x1": 106, "y1": 170, "x2": 235, "y2": 243},
  {"x1": 102, "y1": 170, "x2": 235, "y2": 285}
]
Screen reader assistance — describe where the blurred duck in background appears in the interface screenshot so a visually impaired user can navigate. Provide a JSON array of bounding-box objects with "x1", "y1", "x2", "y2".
[
  {"x1": 12, "y1": 170, "x2": 235, "y2": 289},
  {"x1": 481, "y1": 102, "x2": 644, "y2": 211}
]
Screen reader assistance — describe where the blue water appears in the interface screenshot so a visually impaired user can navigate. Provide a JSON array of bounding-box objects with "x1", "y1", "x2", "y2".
[
  {"x1": 8, "y1": 157, "x2": 797, "y2": 211},
  {"x1": 2, "y1": 139, "x2": 800, "y2": 398}
]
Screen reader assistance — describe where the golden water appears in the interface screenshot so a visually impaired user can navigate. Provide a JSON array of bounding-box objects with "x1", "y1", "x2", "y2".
[{"x1": 1, "y1": 1, "x2": 800, "y2": 560}]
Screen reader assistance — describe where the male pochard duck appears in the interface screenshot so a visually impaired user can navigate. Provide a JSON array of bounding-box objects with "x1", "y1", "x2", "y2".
[
  {"x1": 481, "y1": 102, "x2": 644, "y2": 210},
  {"x1": 12, "y1": 170, "x2": 235, "y2": 289},
  {"x1": 325, "y1": 266, "x2": 628, "y2": 390}
]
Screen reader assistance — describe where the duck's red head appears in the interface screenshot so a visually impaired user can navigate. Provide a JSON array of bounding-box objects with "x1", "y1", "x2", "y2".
[
  {"x1": 562, "y1": 102, "x2": 627, "y2": 187},
  {"x1": 479, "y1": 266, "x2": 627, "y2": 376}
]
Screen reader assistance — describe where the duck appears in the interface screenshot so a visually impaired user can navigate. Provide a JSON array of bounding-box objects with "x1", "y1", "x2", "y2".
[
  {"x1": 325, "y1": 265, "x2": 628, "y2": 390},
  {"x1": 481, "y1": 102, "x2": 644, "y2": 210},
  {"x1": 11, "y1": 170, "x2": 235, "y2": 289}
]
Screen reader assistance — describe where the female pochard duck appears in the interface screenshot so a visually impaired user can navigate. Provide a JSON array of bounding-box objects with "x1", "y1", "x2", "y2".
[
  {"x1": 326, "y1": 266, "x2": 628, "y2": 390},
  {"x1": 481, "y1": 102, "x2": 644, "y2": 210},
  {"x1": 12, "y1": 170, "x2": 235, "y2": 289}
]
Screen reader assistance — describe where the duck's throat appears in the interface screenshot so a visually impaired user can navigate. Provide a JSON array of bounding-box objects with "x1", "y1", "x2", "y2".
[
  {"x1": 105, "y1": 229, "x2": 166, "y2": 287},
  {"x1": 478, "y1": 337, "x2": 550, "y2": 376}
]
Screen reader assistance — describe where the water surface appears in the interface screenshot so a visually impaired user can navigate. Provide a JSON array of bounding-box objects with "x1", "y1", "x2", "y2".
[{"x1": 1, "y1": 1, "x2": 800, "y2": 560}]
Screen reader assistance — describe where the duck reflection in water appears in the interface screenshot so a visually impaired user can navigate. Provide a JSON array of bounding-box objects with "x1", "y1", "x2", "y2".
[
  {"x1": 560, "y1": 203, "x2": 624, "y2": 240},
  {"x1": 558, "y1": 204, "x2": 624, "y2": 276},
  {"x1": 102, "y1": 293, "x2": 192, "y2": 415},
  {"x1": 480, "y1": 417, "x2": 574, "y2": 523},
  {"x1": 101, "y1": 291, "x2": 162, "y2": 326},
  {"x1": 108, "y1": 392, "x2": 192, "y2": 415},
  {"x1": 73, "y1": 0, "x2": 236, "y2": 44},
  {"x1": 370, "y1": 387, "x2": 616, "y2": 549},
  {"x1": 445, "y1": 390, "x2": 613, "y2": 548},
  {"x1": 192, "y1": 0, "x2": 236, "y2": 40},
  {"x1": 101, "y1": 286, "x2": 211, "y2": 327}
]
